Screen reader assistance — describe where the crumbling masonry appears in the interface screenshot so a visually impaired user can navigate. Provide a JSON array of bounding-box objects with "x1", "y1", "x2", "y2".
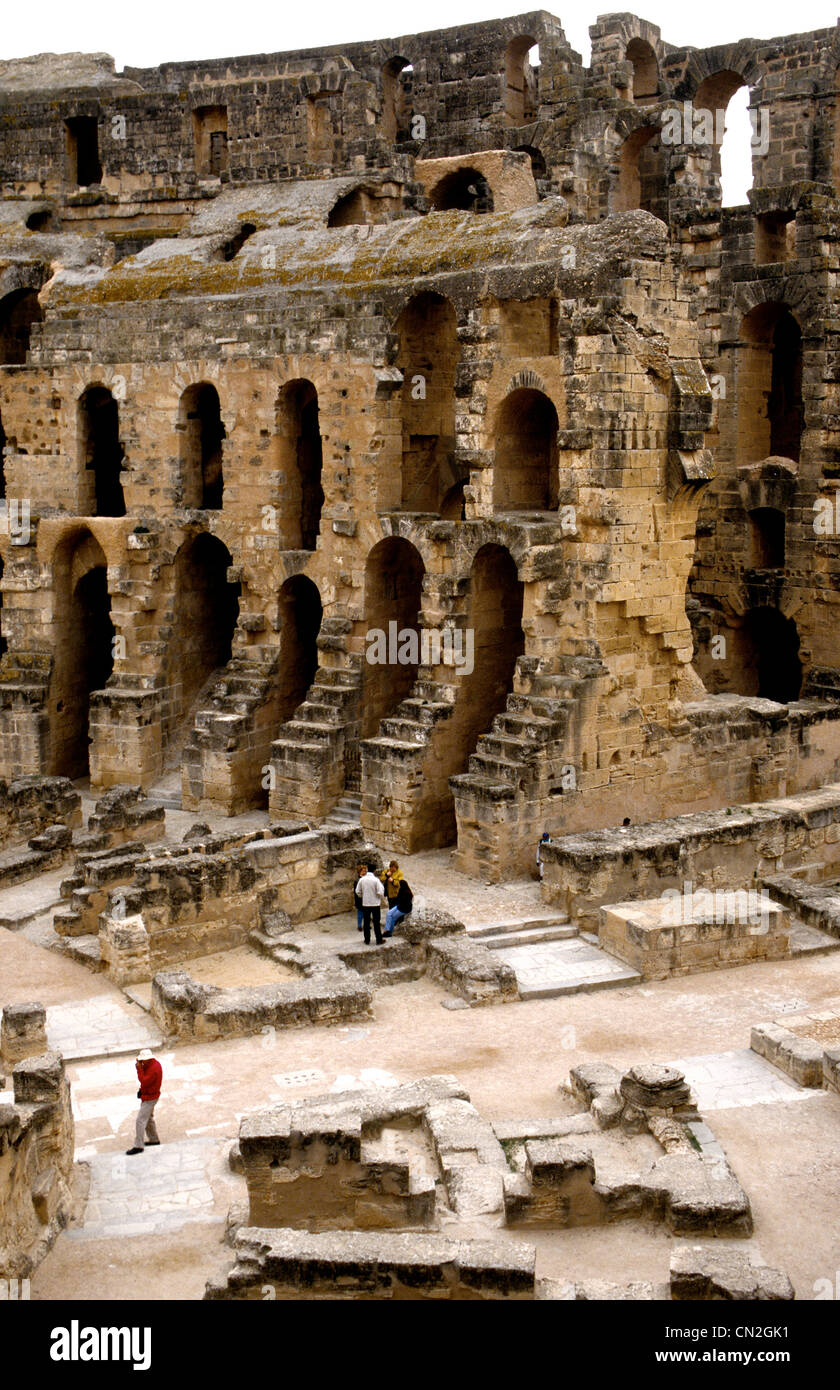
[{"x1": 3, "y1": 13, "x2": 840, "y2": 877}]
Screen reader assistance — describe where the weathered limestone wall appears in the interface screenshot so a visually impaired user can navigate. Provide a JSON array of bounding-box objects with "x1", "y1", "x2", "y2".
[
  {"x1": 0, "y1": 1052, "x2": 75, "y2": 1278},
  {"x1": 98, "y1": 825, "x2": 366, "y2": 983},
  {"x1": 542, "y1": 784, "x2": 840, "y2": 929}
]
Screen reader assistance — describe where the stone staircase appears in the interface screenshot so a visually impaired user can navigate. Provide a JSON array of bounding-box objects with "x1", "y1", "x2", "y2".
[
  {"x1": 322, "y1": 791, "x2": 361, "y2": 827},
  {"x1": 467, "y1": 914, "x2": 576, "y2": 949},
  {"x1": 269, "y1": 662, "x2": 362, "y2": 819},
  {"x1": 453, "y1": 661, "x2": 587, "y2": 800}
]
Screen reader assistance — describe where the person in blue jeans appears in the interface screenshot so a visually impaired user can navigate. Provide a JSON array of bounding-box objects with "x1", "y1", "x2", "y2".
[{"x1": 384, "y1": 877, "x2": 413, "y2": 936}]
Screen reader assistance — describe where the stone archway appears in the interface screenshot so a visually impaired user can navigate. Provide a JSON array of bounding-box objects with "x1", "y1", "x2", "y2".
[
  {"x1": 51, "y1": 530, "x2": 114, "y2": 778},
  {"x1": 732, "y1": 607, "x2": 802, "y2": 702},
  {"x1": 412, "y1": 543, "x2": 525, "y2": 846},
  {"x1": 276, "y1": 575, "x2": 323, "y2": 723},
  {"x1": 78, "y1": 386, "x2": 125, "y2": 517},
  {"x1": 494, "y1": 387, "x2": 559, "y2": 512},
  {"x1": 168, "y1": 533, "x2": 240, "y2": 747},
  {"x1": 362, "y1": 537, "x2": 425, "y2": 740}
]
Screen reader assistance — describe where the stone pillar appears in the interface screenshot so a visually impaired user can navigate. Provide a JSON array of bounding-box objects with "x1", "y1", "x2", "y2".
[{"x1": 1, "y1": 1003, "x2": 47, "y2": 1066}]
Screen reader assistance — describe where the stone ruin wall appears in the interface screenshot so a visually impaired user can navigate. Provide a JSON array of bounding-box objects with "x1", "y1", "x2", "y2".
[
  {"x1": 1, "y1": 13, "x2": 840, "y2": 876},
  {"x1": 0, "y1": 1007, "x2": 76, "y2": 1278}
]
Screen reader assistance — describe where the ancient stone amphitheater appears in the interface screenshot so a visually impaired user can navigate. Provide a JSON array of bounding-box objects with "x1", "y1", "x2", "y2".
[{"x1": 1, "y1": 11, "x2": 839, "y2": 1311}]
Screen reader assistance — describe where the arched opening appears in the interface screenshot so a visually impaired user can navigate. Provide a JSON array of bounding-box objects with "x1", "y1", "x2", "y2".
[
  {"x1": 494, "y1": 387, "x2": 559, "y2": 512},
  {"x1": 732, "y1": 607, "x2": 801, "y2": 702},
  {"x1": 52, "y1": 531, "x2": 114, "y2": 778},
  {"x1": 737, "y1": 305, "x2": 803, "y2": 465},
  {"x1": 169, "y1": 533, "x2": 240, "y2": 743},
  {"x1": 78, "y1": 386, "x2": 125, "y2": 517},
  {"x1": 418, "y1": 544, "x2": 525, "y2": 845},
  {"x1": 276, "y1": 575, "x2": 322, "y2": 723},
  {"x1": 0, "y1": 289, "x2": 43, "y2": 366},
  {"x1": 749, "y1": 508, "x2": 785, "y2": 568},
  {"x1": 220, "y1": 223, "x2": 255, "y2": 260},
  {"x1": 626, "y1": 38, "x2": 658, "y2": 102},
  {"x1": 615, "y1": 125, "x2": 667, "y2": 217},
  {"x1": 513, "y1": 144, "x2": 547, "y2": 181},
  {"x1": 362, "y1": 538, "x2": 425, "y2": 740},
  {"x1": 693, "y1": 71, "x2": 752, "y2": 207},
  {"x1": 64, "y1": 116, "x2": 101, "y2": 187},
  {"x1": 274, "y1": 380, "x2": 324, "y2": 550},
  {"x1": 382, "y1": 57, "x2": 413, "y2": 142},
  {"x1": 396, "y1": 292, "x2": 458, "y2": 514},
  {"x1": 178, "y1": 384, "x2": 225, "y2": 510},
  {"x1": 429, "y1": 169, "x2": 494, "y2": 213},
  {"x1": 505, "y1": 35, "x2": 538, "y2": 125},
  {"x1": 755, "y1": 211, "x2": 795, "y2": 265},
  {"x1": 0, "y1": 407, "x2": 6, "y2": 500}
]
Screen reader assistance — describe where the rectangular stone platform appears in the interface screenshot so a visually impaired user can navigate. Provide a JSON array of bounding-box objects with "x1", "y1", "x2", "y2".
[{"x1": 598, "y1": 892, "x2": 790, "y2": 979}]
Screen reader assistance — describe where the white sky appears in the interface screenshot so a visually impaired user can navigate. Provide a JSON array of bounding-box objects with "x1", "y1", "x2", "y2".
[{"x1": 2, "y1": 1, "x2": 837, "y2": 205}]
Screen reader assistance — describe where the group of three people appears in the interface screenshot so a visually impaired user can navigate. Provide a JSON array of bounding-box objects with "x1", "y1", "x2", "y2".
[{"x1": 354, "y1": 859, "x2": 413, "y2": 944}]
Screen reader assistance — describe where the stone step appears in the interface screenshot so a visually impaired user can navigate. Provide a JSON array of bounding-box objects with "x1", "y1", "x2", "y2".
[
  {"x1": 495, "y1": 712, "x2": 555, "y2": 740},
  {"x1": 52, "y1": 908, "x2": 86, "y2": 937},
  {"x1": 468, "y1": 915, "x2": 571, "y2": 939},
  {"x1": 144, "y1": 788, "x2": 182, "y2": 810},
  {"x1": 485, "y1": 925, "x2": 577, "y2": 949},
  {"x1": 478, "y1": 733, "x2": 537, "y2": 762},
  {"x1": 467, "y1": 751, "x2": 523, "y2": 780},
  {"x1": 295, "y1": 702, "x2": 346, "y2": 725},
  {"x1": 59, "y1": 933, "x2": 105, "y2": 971},
  {"x1": 378, "y1": 718, "x2": 427, "y2": 743},
  {"x1": 516, "y1": 966, "x2": 641, "y2": 1001},
  {"x1": 310, "y1": 684, "x2": 357, "y2": 707},
  {"x1": 275, "y1": 720, "x2": 336, "y2": 746}
]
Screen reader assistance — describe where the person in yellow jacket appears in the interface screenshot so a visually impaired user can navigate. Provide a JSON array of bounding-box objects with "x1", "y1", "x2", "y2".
[{"x1": 381, "y1": 860, "x2": 403, "y2": 908}]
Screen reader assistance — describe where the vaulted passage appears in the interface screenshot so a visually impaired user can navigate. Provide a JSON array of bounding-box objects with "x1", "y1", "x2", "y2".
[
  {"x1": 276, "y1": 575, "x2": 323, "y2": 723},
  {"x1": 494, "y1": 388, "x2": 559, "y2": 512},
  {"x1": 169, "y1": 534, "x2": 240, "y2": 742},
  {"x1": 78, "y1": 387, "x2": 125, "y2": 517},
  {"x1": 504, "y1": 35, "x2": 538, "y2": 125},
  {"x1": 614, "y1": 125, "x2": 668, "y2": 217},
  {"x1": 362, "y1": 538, "x2": 425, "y2": 740},
  {"x1": 415, "y1": 544, "x2": 525, "y2": 846},
  {"x1": 731, "y1": 607, "x2": 802, "y2": 703},
  {"x1": 429, "y1": 169, "x2": 494, "y2": 212},
  {"x1": 397, "y1": 293, "x2": 459, "y2": 514},
  {"x1": 627, "y1": 38, "x2": 658, "y2": 102},
  {"x1": 52, "y1": 531, "x2": 114, "y2": 778},
  {"x1": 275, "y1": 381, "x2": 324, "y2": 550},
  {"x1": 381, "y1": 57, "x2": 413, "y2": 141},
  {"x1": 0, "y1": 289, "x2": 43, "y2": 365},
  {"x1": 179, "y1": 384, "x2": 225, "y2": 510},
  {"x1": 737, "y1": 304, "x2": 803, "y2": 464}
]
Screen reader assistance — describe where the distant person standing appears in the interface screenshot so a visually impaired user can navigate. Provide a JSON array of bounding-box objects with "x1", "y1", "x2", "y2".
[
  {"x1": 356, "y1": 862, "x2": 385, "y2": 945},
  {"x1": 126, "y1": 1049, "x2": 162, "y2": 1155},
  {"x1": 536, "y1": 831, "x2": 551, "y2": 881}
]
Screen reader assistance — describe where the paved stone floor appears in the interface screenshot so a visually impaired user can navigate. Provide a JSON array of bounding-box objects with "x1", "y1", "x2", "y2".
[
  {"x1": 67, "y1": 1138, "x2": 239, "y2": 1239},
  {"x1": 493, "y1": 936, "x2": 641, "y2": 998},
  {"x1": 669, "y1": 1048, "x2": 822, "y2": 1112},
  {"x1": 46, "y1": 996, "x2": 163, "y2": 1061}
]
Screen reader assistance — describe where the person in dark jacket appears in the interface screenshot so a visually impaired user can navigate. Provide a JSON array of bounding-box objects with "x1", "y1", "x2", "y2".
[
  {"x1": 384, "y1": 877, "x2": 413, "y2": 936},
  {"x1": 353, "y1": 863, "x2": 366, "y2": 930},
  {"x1": 126, "y1": 1049, "x2": 162, "y2": 1155}
]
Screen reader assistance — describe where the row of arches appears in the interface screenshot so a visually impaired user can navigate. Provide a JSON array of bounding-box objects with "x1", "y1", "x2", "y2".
[
  {"x1": 45, "y1": 527, "x2": 524, "y2": 826},
  {"x1": 1, "y1": 300, "x2": 803, "y2": 525},
  {"x1": 55, "y1": 380, "x2": 325, "y2": 538}
]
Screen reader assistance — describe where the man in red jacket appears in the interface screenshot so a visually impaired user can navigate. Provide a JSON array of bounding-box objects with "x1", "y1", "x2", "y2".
[{"x1": 126, "y1": 1049, "x2": 162, "y2": 1155}]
